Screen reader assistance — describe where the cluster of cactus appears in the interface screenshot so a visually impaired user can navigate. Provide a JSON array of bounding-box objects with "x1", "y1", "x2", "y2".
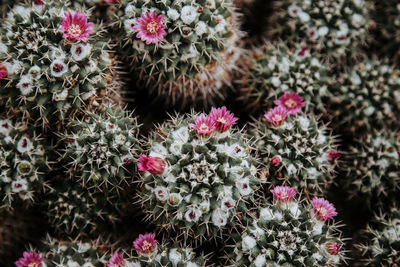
[
  {"x1": 329, "y1": 58, "x2": 400, "y2": 133},
  {"x1": 226, "y1": 186, "x2": 345, "y2": 266},
  {"x1": 112, "y1": 0, "x2": 243, "y2": 105},
  {"x1": 269, "y1": 0, "x2": 372, "y2": 63},
  {"x1": 250, "y1": 93, "x2": 339, "y2": 195},
  {"x1": 239, "y1": 43, "x2": 331, "y2": 114},
  {"x1": 344, "y1": 130, "x2": 400, "y2": 210},
  {"x1": 139, "y1": 107, "x2": 259, "y2": 241},
  {"x1": 0, "y1": 117, "x2": 49, "y2": 209},
  {"x1": 0, "y1": 0, "x2": 114, "y2": 126}
]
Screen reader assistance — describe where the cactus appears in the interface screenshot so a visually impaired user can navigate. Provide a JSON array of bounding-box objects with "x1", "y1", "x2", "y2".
[
  {"x1": 250, "y1": 101, "x2": 339, "y2": 195},
  {"x1": 61, "y1": 105, "x2": 141, "y2": 193},
  {"x1": 44, "y1": 179, "x2": 123, "y2": 236},
  {"x1": 0, "y1": 1, "x2": 115, "y2": 126},
  {"x1": 356, "y1": 207, "x2": 400, "y2": 266},
  {"x1": 71, "y1": 0, "x2": 118, "y2": 23},
  {"x1": 112, "y1": 0, "x2": 243, "y2": 105},
  {"x1": 138, "y1": 107, "x2": 259, "y2": 242},
  {"x1": 329, "y1": 58, "x2": 400, "y2": 134},
  {"x1": 0, "y1": 117, "x2": 49, "y2": 209},
  {"x1": 226, "y1": 186, "x2": 345, "y2": 266},
  {"x1": 344, "y1": 130, "x2": 400, "y2": 210},
  {"x1": 269, "y1": 0, "x2": 372, "y2": 64},
  {"x1": 239, "y1": 43, "x2": 332, "y2": 114}
]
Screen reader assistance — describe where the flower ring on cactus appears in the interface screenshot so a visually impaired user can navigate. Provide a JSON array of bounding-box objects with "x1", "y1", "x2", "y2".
[
  {"x1": 133, "y1": 233, "x2": 157, "y2": 256},
  {"x1": 270, "y1": 186, "x2": 297, "y2": 202},
  {"x1": 189, "y1": 113, "x2": 217, "y2": 137},
  {"x1": 264, "y1": 106, "x2": 288, "y2": 127},
  {"x1": 209, "y1": 106, "x2": 239, "y2": 132},
  {"x1": 133, "y1": 11, "x2": 166, "y2": 45},
  {"x1": 274, "y1": 91, "x2": 305, "y2": 115},
  {"x1": 108, "y1": 251, "x2": 126, "y2": 267},
  {"x1": 270, "y1": 156, "x2": 281, "y2": 167},
  {"x1": 138, "y1": 155, "x2": 165, "y2": 175},
  {"x1": 327, "y1": 151, "x2": 340, "y2": 162},
  {"x1": 15, "y1": 251, "x2": 44, "y2": 267},
  {"x1": 0, "y1": 62, "x2": 7, "y2": 80},
  {"x1": 61, "y1": 10, "x2": 94, "y2": 42},
  {"x1": 311, "y1": 197, "x2": 338, "y2": 221},
  {"x1": 326, "y1": 242, "x2": 341, "y2": 255}
]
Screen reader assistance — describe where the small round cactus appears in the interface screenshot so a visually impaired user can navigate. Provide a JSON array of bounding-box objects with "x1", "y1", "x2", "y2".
[
  {"x1": 344, "y1": 130, "x2": 400, "y2": 210},
  {"x1": 239, "y1": 43, "x2": 332, "y2": 114},
  {"x1": 44, "y1": 180, "x2": 122, "y2": 236},
  {"x1": 357, "y1": 207, "x2": 400, "y2": 266},
  {"x1": 0, "y1": 1, "x2": 114, "y2": 126},
  {"x1": 250, "y1": 99, "x2": 339, "y2": 196},
  {"x1": 61, "y1": 105, "x2": 141, "y2": 193},
  {"x1": 0, "y1": 117, "x2": 49, "y2": 209},
  {"x1": 226, "y1": 186, "x2": 345, "y2": 266},
  {"x1": 269, "y1": 0, "x2": 372, "y2": 63},
  {"x1": 138, "y1": 107, "x2": 260, "y2": 242},
  {"x1": 112, "y1": 0, "x2": 243, "y2": 105},
  {"x1": 329, "y1": 58, "x2": 400, "y2": 134}
]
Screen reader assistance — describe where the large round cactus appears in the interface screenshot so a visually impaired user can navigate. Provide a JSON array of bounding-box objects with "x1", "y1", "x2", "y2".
[{"x1": 138, "y1": 107, "x2": 260, "y2": 242}]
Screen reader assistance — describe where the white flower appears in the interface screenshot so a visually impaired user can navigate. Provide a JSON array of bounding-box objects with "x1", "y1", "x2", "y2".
[
  {"x1": 287, "y1": 164, "x2": 297, "y2": 175},
  {"x1": 4, "y1": 60, "x2": 22, "y2": 75},
  {"x1": 167, "y1": 8, "x2": 179, "y2": 21},
  {"x1": 186, "y1": 263, "x2": 199, "y2": 267},
  {"x1": 28, "y1": 65, "x2": 41, "y2": 79},
  {"x1": 104, "y1": 122, "x2": 120, "y2": 132},
  {"x1": 154, "y1": 186, "x2": 169, "y2": 201},
  {"x1": 54, "y1": 89, "x2": 68, "y2": 101},
  {"x1": 169, "y1": 141, "x2": 183, "y2": 155},
  {"x1": 288, "y1": 5, "x2": 302, "y2": 17},
  {"x1": 150, "y1": 143, "x2": 168, "y2": 158},
  {"x1": 312, "y1": 220, "x2": 324, "y2": 235},
  {"x1": 307, "y1": 27, "x2": 319, "y2": 40},
  {"x1": 125, "y1": 4, "x2": 136, "y2": 17},
  {"x1": 50, "y1": 59, "x2": 68, "y2": 77},
  {"x1": 288, "y1": 202, "x2": 300, "y2": 218},
  {"x1": 242, "y1": 235, "x2": 257, "y2": 251},
  {"x1": 77, "y1": 243, "x2": 91, "y2": 253},
  {"x1": 236, "y1": 177, "x2": 252, "y2": 196},
  {"x1": 298, "y1": 11, "x2": 310, "y2": 22},
  {"x1": 17, "y1": 137, "x2": 33, "y2": 153},
  {"x1": 71, "y1": 43, "x2": 92, "y2": 61},
  {"x1": 317, "y1": 133, "x2": 327, "y2": 144},
  {"x1": 364, "y1": 106, "x2": 375, "y2": 116},
  {"x1": 172, "y1": 126, "x2": 189, "y2": 143},
  {"x1": 351, "y1": 13, "x2": 365, "y2": 28},
  {"x1": 50, "y1": 46, "x2": 66, "y2": 60},
  {"x1": 114, "y1": 134, "x2": 126, "y2": 145},
  {"x1": 295, "y1": 47, "x2": 310, "y2": 61},
  {"x1": 212, "y1": 209, "x2": 229, "y2": 227},
  {"x1": 230, "y1": 144, "x2": 246, "y2": 158},
  {"x1": 199, "y1": 200, "x2": 210, "y2": 213},
  {"x1": 215, "y1": 16, "x2": 228, "y2": 33},
  {"x1": 298, "y1": 116, "x2": 310, "y2": 129},
  {"x1": 377, "y1": 159, "x2": 389, "y2": 169},
  {"x1": 249, "y1": 221, "x2": 265, "y2": 237},
  {"x1": 168, "y1": 248, "x2": 182, "y2": 265},
  {"x1": 312, "y1": 252, "x2": 323, "y2": 261},
  {"x1": 124, "y1": 19, "x2": 136, "y2": 33},
  {"x1": 0, "y1": 120, "x2": 12, "y2": 135},
  {"x1": 0, "y1": 41, "x2": 7, "y2": 53},
  {"x1": 11, "y1": 179, "x2": 28, "y2": 192},
  {"x1": 318, "y1": 26, "x2": 329, "y2": 36},
  {"x1": 260, "y1": 208, "x2": 274, "y2": 221},
  {"x1": 335, "y1": 30, "x2": 349, "y2": 45},
  {"x1": 85, "y1": 60, "x2": 98, "y2": 73},
  {"x1": 195, "y1": 21, "x2": 208, "y2": 36},
  {"x1": 271, "y1": 76, "x2": 281, "y2": 87},
  {"x1": 307, "y1": 167, "x2": 319, "y2": 179},
  {"x1": 16, "y1": 75, "x2": 34, "y2": 95},
  {"x1": 221, "y1": 196, "x2": 236, "y2": 210},
  {"x1": 254, "y1": 254, "x2": 266, "y2": 267},
  {"x1": 185, "y1": 207, "x2": 202, "y2": 222},
  {"x1": 181, "y1": 6, "x2": 198, "y2": 24},
  {"x1": 230, "y1": 166, "x2": 245, "y2": 179}
]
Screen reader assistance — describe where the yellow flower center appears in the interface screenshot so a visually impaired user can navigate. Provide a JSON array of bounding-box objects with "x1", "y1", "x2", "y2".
[
  {"x1": 147, "y1": 19, "x2": 159, "y2": 35},
  {"x1": 68, "y1": 24, "x2": 83, "y2": 37}
]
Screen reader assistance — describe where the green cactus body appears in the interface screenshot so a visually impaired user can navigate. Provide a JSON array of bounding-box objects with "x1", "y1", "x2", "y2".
[
  {"x1": 269, "y1": 0, "x2": 372, "y2": 63},
  {"x1": 329, "y1": 58, "x2": 400, "y2": 134},
  {"x1": 357, "y1": 208, "x2": 400, "y2": 266},
  {"x1": 250, "y1": 114, "x2": 337, "y2": 195},
  {"x1": 140, "y1": 115, "x2": 259, "y2": 242},
  {"x1": 0, "y1": 1, "x2": 113, "y2": 126},
  {"x1": 0, "y1": 118, "x2": 49, "y2": 209},
  {"x1": 240, "y1": 43, "x2": 331, "y2": 114},
  {"x1": 227, "y1": 198, "x2": 345, "y2": 266},
  {"x1": 345, "y1": 131, "x2": 400, "y2": 210},
  {"x1": 113, "y1": 0, "x2": 243, "y2": 105},
  {"x1": 62, "y1": 105, "x2": 141, "y2": 192}
]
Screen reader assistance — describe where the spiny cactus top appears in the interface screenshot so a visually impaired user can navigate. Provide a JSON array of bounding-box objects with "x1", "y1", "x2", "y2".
[
  {"x1": 227, "y1": 186, "x2": 345, "y2": 266},
  {"x1": 61, "y1": 105, "x2": 141, "y2": 193},
  {"x1": 139, "y1": 107, "x2": 259, "y2": 242},
  {"x1": 240, "y1": 43, "x2": 332, "y2": 114},
  {"x1": 357, "y1": 208, "x2": 400, "y2": 266},
  {"x1": 0, "y1": 118, "x2": 49, "y2": 209},
  {"x1": 250, "y1": 97, "x2": 339, "y2": 196},
  {"x1": 270, "y1": 0, "x2": 372, "y2": 63},
  {"x1": 0, "y1": 1, "x2": 113, "y2": 126},
  {"x1": 113, "y1": 0, "x2": 242, "y2": 105},
  {"x1": 329, "y1": 58, "x2": 400, "y2": 134},
  {"x1": 345, "y1": 130, "x2": 400, "y2": 210}
]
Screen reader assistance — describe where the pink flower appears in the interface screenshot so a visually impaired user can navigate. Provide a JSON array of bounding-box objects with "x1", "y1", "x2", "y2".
[
  {"x1": 133, "y1": 233, "x2": 157, "y2": 256},
  {"x1": 264, "y1": 106, "x2": 288, "y2": 127},
  {"x1": 270, "y1": 186, "x2": 296, "y2": 202},
  {"x1": 33, "y1": 0, "x2": 45, "y2": 5},
  {"x1": 15, "y1": 251, "x2": 44, "y2": 267},
  {"x1": 397, "y1": 151, "x2": 400, "y2": 159},
  {"x1": 274, "y1": 91, "x2": 305, "y2": 115},
  {"x1": 295, "y1": 46, "x2": 309, "y2": 61},
  {"x1": 60, "y1": 10, "x2": 94, "y2": 43},
  {"x1": 104, "y1": 0, "x2": 120, "y2": 3},
  {"x1": 326, "y1": 242, "x2": 341, "y2": 255},
  {"x1": 327, "y1": 151, "x2": 340, "y2": 162},
  {"x1": 189, "y1": 113, "x2": 216, "y2": 136},
  {"x1": 0, "y1": 62, "x2": 8, "y2": 80},
  {"x1": 271, "y1": 156, "x2": 281, "y2": 167},
  {"x1": 209, "y1": 106, "x2": 239, "y2": 132},
  {"x1": 311, "y1": 197, "x2": 338, "y2": 221},
  {"x1": 138, "y1": 155, "x2": 165, "y2": 175},
  {"x1": 107, "y1": 252, "x2": 126, "y2": 267},
  {"x1": 133, "y1": 11, "x2": 166, "y2": 45}
]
